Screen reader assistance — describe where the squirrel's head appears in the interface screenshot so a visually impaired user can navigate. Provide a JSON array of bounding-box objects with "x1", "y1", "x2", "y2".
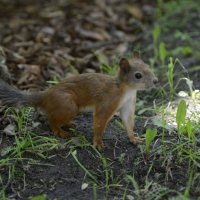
[{"x1": 119, "y1": 52, "x2": 158, "y2": 90}]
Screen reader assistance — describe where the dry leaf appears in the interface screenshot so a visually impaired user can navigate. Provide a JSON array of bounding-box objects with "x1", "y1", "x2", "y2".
[
  {"x1": 17, "y1": 64, "x2": 41, "y2": 85},
  {"x1": 127, "y1": 4, "x2": 143, "y2": 19},
  {"x1": 3, "y1": 124, "x2": 16, "y2": 135},
  {"x1": 76, "y1": 25, "x2": 111, "y2": 41}
]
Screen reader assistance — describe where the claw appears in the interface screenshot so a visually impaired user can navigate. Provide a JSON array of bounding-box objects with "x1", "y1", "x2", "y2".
[
  {"x1": 52, "y1": 129, "x2": 70, "y2": 138},
  {"x1": 93, "y1": 141, "x2": 105, "y2": 151},
  {"x1": 59, "y1": 131, "x2": 70, "y2": 138},
  {"x1": 66, "y1": 121, "x2": 76, "y2": 129},
  {"x1": 130, "y1": 136, "x2": 144, "y2": 144}
]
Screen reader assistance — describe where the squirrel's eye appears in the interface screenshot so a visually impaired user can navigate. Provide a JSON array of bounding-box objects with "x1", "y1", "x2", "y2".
[{"x1": 135, "y1": 72, "x2": 142, "y2": 79}]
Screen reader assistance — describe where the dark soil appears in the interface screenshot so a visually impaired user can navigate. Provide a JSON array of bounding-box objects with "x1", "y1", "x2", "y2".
[
  {"x1": 1, "y1": 113, "x2": 186, "y2": 200},
  {"x1": 0, "y1": 0, "x2": 200, "y2": 200},
  {"x1": 2, "y1": 113, "x2": 147, "y2": 200},
  {"x1": 1, "y1": 112, "x2": 198, "y2": 200}
]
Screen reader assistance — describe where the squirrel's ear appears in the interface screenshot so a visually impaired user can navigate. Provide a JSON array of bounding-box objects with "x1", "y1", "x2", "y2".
[
  {"x1": 119, "y1": 58, "x2": 130, "y2": 73},
  {"x1": 133, "y1": 51, "x2": 140, "y2": 59}
]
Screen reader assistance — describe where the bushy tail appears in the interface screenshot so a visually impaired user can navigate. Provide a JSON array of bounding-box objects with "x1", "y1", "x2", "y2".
[{"x1": 0, "y1": 81, "x2": 42, "y2": 107}]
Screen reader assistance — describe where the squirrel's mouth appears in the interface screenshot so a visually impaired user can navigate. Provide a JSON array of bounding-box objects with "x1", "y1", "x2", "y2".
[
  {"x1": 146, "y1": 78, "x2": 158, "y2": 90},
  {"x1": 145, "y1": 83, "x2": 156, "y2": 91}
]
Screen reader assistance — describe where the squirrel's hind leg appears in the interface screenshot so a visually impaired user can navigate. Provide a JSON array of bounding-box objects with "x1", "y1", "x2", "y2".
[
  {"x1": 47, "y1": 94, "x2": 79, "y2": 138},
  {"x1": 51, "y1": 126, "x2": 70, "y2": 138}
]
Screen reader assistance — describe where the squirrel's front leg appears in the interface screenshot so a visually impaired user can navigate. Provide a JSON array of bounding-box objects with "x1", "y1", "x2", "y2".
[
  {"x1": 93, "y1": 107, "x2": 115, "y2": 150},
  {"x1": 120, "y1": 97, "x2": 144, "y2": 144},
  {"x1": 93, "y1": 112, "x2": 108, "y2": 150}
]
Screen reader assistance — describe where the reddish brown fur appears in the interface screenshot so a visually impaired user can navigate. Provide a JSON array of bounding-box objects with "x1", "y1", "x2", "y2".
[
  {"x1": 34, "y1": 55, "x2": 157, "y2": 149},
  {"x1": 0, "y1": 54, "x2": 158, "y2": 150},
  {"x1": 37, "y1": 74, "x2": 126, "y2": 147}
]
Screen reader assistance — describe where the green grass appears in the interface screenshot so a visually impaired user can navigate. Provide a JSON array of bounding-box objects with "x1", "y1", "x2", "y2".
[{"x1": 0, "y1": 107, "x2": 61, "y2": 198}]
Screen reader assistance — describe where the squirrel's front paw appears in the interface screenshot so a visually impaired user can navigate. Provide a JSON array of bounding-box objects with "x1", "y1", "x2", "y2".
[
  {"x1": 52, "y1": 129, "x2": 70, "y2": 138},
  {"x1": 66, "y1": 121, "x2": 76, "y2": 129},
  {"x1": 130, "y1": 136, "x2": 144, "y2": 144},
  {"x1": 93, "y1": 141, "x2": 105, "y2": 151}
]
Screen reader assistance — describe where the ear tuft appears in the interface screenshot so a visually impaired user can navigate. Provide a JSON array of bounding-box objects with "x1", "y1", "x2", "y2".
[
  {"x1": 119, "y1": 58, "x2": 130, "y2": 73},
  {"x1": 133, "y1": 51, "x2": 140, "y2": 59}
]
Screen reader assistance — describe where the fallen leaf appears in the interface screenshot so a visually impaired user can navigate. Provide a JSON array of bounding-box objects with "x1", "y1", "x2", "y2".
[
  {"x1": 81, "y1": 183, "x2": 89, "y2": 190},
  {"x1": 17, "y1": 64, "x2": 41, "y2": 85},
  {"x1": 76, "y1": 25, "x2": 110, "y2": 41},
  {"x1": 126, "y1": 195, "x2": 134, "y2": 200},
  {"x1": 3, "y1": 124, "x2": 16, "y2": 135},
  {"x1": 0, "y1": 145, "x2": 13, "y2": 156},
  {"x1": 127, "y1": 4, "x2": 143, "y2": 19}
]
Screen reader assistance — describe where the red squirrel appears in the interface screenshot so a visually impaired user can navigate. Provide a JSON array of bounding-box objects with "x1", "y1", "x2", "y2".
[{"x1": 0, "y1": 52, "x2": 158, "y2": 149}]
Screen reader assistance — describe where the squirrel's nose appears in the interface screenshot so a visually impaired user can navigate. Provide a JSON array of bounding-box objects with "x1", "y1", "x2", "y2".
[{"x1": 153, "y1": 78, "x2": 158, "y2": 85}]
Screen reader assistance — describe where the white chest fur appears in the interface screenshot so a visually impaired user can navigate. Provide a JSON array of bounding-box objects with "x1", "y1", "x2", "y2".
[{"x1": 118, "y1": 89, "x2": 137, "y2": 110}]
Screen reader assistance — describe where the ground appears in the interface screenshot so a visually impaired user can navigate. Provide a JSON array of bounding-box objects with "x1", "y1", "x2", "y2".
[{"x1": 0, "y1": 0, "x2": 200, "y2": 200}]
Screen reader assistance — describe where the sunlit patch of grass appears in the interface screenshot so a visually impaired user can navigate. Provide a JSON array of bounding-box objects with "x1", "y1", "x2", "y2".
[
  {"x1": 154, "y1": 90, "x2": 200, "y2": 130},
  {"x1": 149, "y1": 89, "x2": 200, "y2": 198}
]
